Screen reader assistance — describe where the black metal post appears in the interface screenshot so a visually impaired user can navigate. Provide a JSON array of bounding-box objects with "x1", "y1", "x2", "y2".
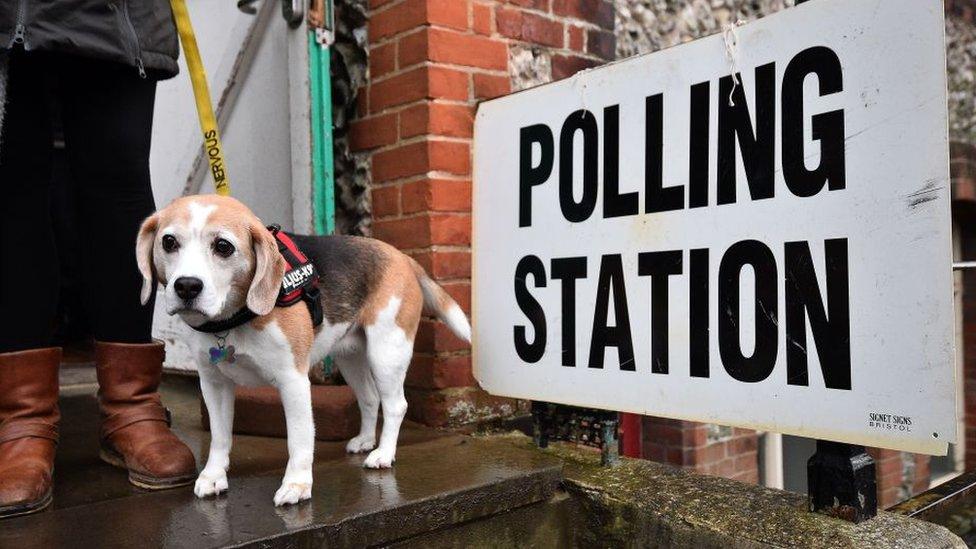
[
  {"x1": 532, "y1": 401, "x2": 552, "y2": 449},
  {"x1": 531, "y1": 402, "x2": 619, "y2": 466},
  {"x1": 807, "y1": 441, "x2": 878, "y2": 523}
]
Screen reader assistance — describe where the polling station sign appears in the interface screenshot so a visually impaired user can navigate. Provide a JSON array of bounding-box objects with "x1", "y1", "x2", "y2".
[{"x1": 472, "y1": 0, "x2": 955, "y2": 454}]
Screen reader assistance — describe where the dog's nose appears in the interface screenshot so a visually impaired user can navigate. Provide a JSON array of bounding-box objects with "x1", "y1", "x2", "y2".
[{"x1": 174, "y1": 277, "x2": 204, "y2": 301}]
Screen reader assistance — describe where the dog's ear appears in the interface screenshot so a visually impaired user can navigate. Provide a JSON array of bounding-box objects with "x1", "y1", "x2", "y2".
[
  {"x1": 136, "y1": 213, "x2": 159, "y2": 305},
  {"x1": 247, "y1": 222, "x2": 286, "y2": 316}
]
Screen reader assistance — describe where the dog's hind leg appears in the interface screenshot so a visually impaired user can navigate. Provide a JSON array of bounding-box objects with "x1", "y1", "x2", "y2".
[
  {"x1": 363, "y1": 350, "x2": 410, "y2": 469},
  {"x1": 273, "y1": 368, "x2": 315, "y2": 506},
  {"x1": 195, "y1": 367, "x2": 235, "y2": 498},
  {"x1": 336, "y1": 346, "x2": 379, "y2": 454},
  {"x1": 362, "y1": 298, "x2": 414, "y2": 469}
]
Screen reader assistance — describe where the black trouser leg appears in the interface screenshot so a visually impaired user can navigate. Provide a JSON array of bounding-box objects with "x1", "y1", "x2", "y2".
[
  {"x1": 0, "y1": 51, "x2": 58, "y2": 353},
  {"x1": 58, "y1": 58, "x2": 158, "y2": 344}
]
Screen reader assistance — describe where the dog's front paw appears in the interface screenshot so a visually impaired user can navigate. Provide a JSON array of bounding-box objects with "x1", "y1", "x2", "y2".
[
  {"x1": 274, "y1": 482, "x2": 312, "y2": 506},
  {"x1": 363, "y1": 447, "x2": 395, "y2": 469},
  {"x1": 194, "y1": 472, "x2": 229, "y2": 498},
  {"x1": 345, "y1": 434, "x2": 376, "y2": 454}
]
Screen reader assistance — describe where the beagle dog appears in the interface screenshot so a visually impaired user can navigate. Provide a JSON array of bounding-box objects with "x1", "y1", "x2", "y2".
[{"x1": 136, "y1": 195, "x2": 471, "y2": 506}]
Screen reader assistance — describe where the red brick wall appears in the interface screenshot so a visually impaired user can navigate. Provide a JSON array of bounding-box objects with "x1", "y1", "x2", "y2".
[
  {"x1": 964, "y1": 228, "x2": 976, "y2": 470},
  {"x1": 641, "y1": 417, "x2": 759, "y2": 484},
  {"x1": 950, "y1": 0, "x2": 976, "y2": 500},
  {"x1": 868, "y1": 449, "x2": 931, "y2": 508},
  {"x1": 953, "y1": 142, "x2": 976, "y2": 470},
  {"x1": 353, "y1": 0, "x2": 615, "y2": 427}
]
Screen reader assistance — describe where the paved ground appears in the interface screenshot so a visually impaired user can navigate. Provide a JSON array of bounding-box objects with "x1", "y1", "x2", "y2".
[
  {"x1": 0, "y1": 369, "x2": 560, "y2": 548},
  {"x1": 51, "y1": 369, "x2": 447, "y2": 509}
]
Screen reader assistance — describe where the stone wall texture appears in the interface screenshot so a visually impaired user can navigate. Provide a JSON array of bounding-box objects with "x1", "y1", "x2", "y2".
[
  {"x1": 615, "y1": 0, "x2": 793, "y2": 59},
  {"x1": 948, "y1": 13, "x2": 976, "y2": 145},
  {"x1": 333, "y1": 0, "x2": 372, "y2": 236}
]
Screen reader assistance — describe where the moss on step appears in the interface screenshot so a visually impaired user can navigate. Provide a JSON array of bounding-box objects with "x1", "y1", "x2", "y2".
[{"x1": 487, "y1": 432, "x2": 965, "y2": 548}]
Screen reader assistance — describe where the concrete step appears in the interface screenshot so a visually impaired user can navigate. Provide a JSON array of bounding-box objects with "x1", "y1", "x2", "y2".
[
  {"x1": 0, "y1": 437, "x2": 561, "y2": 548},
  {"x1": 58, "y1": 362, "x2": 97, "y2": 396},
  {"x1": 392, "y1": 492, "x2": 582, "y2": 548},
  {"x1": 0, "y1": 378, "x2": 561, "y2": 548}
]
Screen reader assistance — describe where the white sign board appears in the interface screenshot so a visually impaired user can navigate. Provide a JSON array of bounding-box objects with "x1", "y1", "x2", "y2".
[{"x1": 472, "y1": 0, "x2": 954, "y2": 454}]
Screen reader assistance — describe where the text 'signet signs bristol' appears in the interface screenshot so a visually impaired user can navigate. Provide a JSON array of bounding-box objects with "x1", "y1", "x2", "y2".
[{"x1": 472, "y1": 0, "x2": 956, "y2": 454}]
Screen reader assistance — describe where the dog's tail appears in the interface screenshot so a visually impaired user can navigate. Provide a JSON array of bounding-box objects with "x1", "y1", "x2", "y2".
[{"x1": 410, "y1": 260, "x2": 472, "y2": 343}]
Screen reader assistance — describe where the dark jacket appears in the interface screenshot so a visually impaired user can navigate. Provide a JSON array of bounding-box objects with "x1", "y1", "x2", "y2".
[{"x1": 0, "y1": 0, "x2": 179, "y2": 79}]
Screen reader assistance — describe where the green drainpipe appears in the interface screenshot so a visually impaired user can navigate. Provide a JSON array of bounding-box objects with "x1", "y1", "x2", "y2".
[
  {"x1": 309, "y1": 4, "x2": 336, "y2": 376},
  {"x1": 309, "y1": 1, "x2": 335, "y2": 236}
]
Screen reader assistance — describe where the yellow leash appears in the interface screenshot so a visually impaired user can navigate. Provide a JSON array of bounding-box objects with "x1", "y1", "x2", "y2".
[{"x1": 170, "y1": 0, "x2": 231, "y2": 196}]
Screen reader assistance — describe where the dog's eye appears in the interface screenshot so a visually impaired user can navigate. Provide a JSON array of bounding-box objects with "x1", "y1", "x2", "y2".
[
  {"x1": 213, "y1": 238, "x2": 235, "y2": 258},
  {"x1": 161, "y1": 234, "x2": 179, "y2": 253}
]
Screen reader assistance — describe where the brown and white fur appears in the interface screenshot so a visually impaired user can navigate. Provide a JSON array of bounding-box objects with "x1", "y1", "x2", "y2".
[{"x1": 136, "y1": 195, "x2": 471, "y2": 506}]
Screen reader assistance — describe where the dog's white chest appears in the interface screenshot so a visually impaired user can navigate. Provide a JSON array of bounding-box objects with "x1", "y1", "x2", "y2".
[
  {"x1": 192, "y1": 326, "x2": 293, "y2": 387},
  {"x1": 197, "y1": 346, "x2": 267, "y2": 386},
  {"x1": 209, "y1": 357, "x2": 267, "y2": 386}
]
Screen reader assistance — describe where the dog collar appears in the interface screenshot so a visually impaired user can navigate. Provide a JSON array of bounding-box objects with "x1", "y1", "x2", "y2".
[
  {"x1": 192, "y1": 308, "x2": 257, "y2": 334},
  {"x1": 189, "y1": 225, "x2": 324, "y2": 334}
]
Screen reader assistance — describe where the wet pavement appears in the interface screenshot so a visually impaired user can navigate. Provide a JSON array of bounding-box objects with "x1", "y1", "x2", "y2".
[{"x1": 0, "y1": 371, "x2": 561, "y2": 548}]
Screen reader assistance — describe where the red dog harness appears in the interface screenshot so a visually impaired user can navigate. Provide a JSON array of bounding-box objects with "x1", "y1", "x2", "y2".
[
  {"x1": 190, "y1": 224, "x2": 324, "y2": 333},
  {"x1": 268, "y1": 224, "x2": 324, "y2": 327}
]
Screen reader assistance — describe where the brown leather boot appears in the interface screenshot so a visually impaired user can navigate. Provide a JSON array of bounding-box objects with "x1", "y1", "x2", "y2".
[
  {"x1": 95, "y1": 341, "x2": 196, "y2": 489},
  {"x1": 0, "y1": 347, "x2": 61, "y2": 518}
]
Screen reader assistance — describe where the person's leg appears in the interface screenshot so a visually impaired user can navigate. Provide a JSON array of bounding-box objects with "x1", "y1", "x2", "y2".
[
  {"x1": 0, "y1": 50, "x2": 62, "y2": 519},
  {"x1": 59, "y1": 57, "x2": 196, "y2": 489},
  {"x1": 58, "y1": 58, "x2": 156, "y2": 343},
  {"x1": 0, "y1": 50, "x2": 58, "y2": 353}
]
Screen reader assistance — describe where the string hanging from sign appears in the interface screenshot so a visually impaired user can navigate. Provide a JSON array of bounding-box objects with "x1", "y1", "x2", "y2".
[
  {"x1": 578, "y1": 80, "x2": 589, "y2": 119},
  {"x1": 722, "y1": 18, "x2": 745, "y2": 107},
  {"x1": 572, "y1": 70, "x2": 590, "y2": 119}
]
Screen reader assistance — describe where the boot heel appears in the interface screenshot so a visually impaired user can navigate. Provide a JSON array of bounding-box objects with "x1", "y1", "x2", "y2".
[
  {"x1": 100, "y1": 444, "x2": 195, "y2": 489},
  {"x1": 98, "y1": 445, "x2": 127, "y2": 470}
]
